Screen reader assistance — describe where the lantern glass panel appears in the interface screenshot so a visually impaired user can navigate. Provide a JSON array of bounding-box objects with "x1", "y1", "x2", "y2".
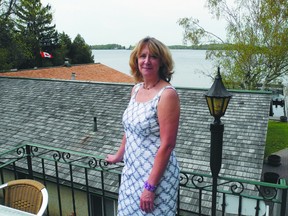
[
  {"x1": 206, "y1": 97, "x2": 230, "y2": 117},
  {"x1": 205, "y1": 97, "x2": 213, "y2": 116},
  {"x1": 221, "y1": 98, "x2": 230, "y2": 115},
  {"x1": 213, "y1": 98, "x2": 224, "y2": 116}
]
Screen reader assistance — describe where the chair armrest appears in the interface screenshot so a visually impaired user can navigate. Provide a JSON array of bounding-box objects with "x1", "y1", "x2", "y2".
[
  {"x1": 0, "y1": 183, "x2": 8, "y2": 189},
  {"x1": 37, "y1": 188, "x2": 48, "y2": 216},
  {"x1": 36, "y1": 188, "x2": 48, "y2": 216}
]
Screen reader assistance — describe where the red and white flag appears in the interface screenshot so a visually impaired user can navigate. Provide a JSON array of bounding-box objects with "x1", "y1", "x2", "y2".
[{"x1": 40, "y1": 51, "x2": 53, "y2": 58}]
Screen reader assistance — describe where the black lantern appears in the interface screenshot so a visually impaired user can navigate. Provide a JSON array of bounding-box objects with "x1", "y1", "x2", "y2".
[
  {"x1": 204, "y1": 67, "x2": 232, "y2": 216},
  {"x1": 204, "y1": 67, "x2": 232, "y2": 124}
]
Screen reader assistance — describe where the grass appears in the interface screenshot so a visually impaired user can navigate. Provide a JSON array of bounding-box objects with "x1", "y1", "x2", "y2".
[{"x1": 265, "y1": 119, "x2": 288, "y2": 157}]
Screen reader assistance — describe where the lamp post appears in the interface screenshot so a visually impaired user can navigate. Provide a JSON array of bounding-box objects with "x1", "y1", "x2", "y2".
[{"x1": 204, "y1": 67, "x2": 232, "y2": 216}]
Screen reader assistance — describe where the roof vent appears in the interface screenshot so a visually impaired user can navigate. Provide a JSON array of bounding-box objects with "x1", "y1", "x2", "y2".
[
  {"x1": 71, "y1": 72, "x2": 76, "y2": 80},
  {"x1": 93, "y1": 117, "x2": 97, "y2": 132}
]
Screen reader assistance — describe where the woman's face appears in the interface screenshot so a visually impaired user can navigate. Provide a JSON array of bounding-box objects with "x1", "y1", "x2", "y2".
[{"x1": 137, "y1": 45, "x2": 161, "y2": 79}]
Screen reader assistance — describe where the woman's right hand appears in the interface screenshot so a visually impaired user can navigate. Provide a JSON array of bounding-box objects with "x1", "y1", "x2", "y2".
[
  {"x1": 106, "y1": 134, "x2": 126, "y2": 164},
  {"x1": 106, "y1": 154, "x2": 122, "y2": 164}
]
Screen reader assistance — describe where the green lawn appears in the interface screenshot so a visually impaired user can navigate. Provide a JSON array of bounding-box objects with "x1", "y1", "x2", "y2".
[{"x1": 265, "y1": 120, "x2": 288, "y2": 157}]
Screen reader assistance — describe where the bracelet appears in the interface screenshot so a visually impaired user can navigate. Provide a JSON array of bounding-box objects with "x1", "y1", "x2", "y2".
[{"x1": 144, "y1": 181, "x2": 157, "y2": 192}]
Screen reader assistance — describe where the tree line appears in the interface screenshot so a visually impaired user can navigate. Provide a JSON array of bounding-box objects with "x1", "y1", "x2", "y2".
[
  {"x1": 90, "y1": 44, "x2": 126, "y2": 50},
  {"x1": 0, "y1": 0, "x2": 94, "y2": 71},
  {"x1": 90, "y1": 44, "x2": 226, "y2": 50}
]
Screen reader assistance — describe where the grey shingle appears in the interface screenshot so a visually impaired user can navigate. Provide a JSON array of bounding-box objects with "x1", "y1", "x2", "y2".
[{"x1": 0, "y1": 77, "x2": 271, "y2": 182}]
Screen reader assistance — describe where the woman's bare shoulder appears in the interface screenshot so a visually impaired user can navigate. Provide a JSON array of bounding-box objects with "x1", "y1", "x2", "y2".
[{"x1": 159, "y1": 86, "x2": 179, "y2": 104}]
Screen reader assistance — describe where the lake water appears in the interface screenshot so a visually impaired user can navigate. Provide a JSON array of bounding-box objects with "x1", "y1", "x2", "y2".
[
  {"x1": 92, "y1": 49, "x2": 214, "y2": 88},
  {"x1": 92, "y1": 49, "x2": 284, "y2": 117}
]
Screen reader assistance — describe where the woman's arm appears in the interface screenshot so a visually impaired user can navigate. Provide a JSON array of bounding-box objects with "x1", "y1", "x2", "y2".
[
  {"x1": 106, "y1": 134, "x2": 126, "y2": 163},
  {"x1": 140, "y1": 88, "x2": 180, "y2": 212},
  {"x1": 106, "y1": 85, "x2": 136, "y2": 163},
  {"x1": 148, "y1": 88, "x2": 180, "y2": 185}
]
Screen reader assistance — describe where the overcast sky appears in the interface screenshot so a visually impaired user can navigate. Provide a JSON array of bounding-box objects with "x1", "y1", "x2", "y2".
[{"x1": 41, "y1": 0, "x2": 227, "y2": 48}]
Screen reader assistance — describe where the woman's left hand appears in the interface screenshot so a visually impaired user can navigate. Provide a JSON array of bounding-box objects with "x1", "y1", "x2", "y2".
[{"x1": 140, "y1": 189, "x2": 155, "y2": 213}]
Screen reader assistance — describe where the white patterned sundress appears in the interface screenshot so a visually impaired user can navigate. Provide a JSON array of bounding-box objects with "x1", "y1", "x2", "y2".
[{"x1": 117, "y1": 83, "x2": 180, "y2": 216}]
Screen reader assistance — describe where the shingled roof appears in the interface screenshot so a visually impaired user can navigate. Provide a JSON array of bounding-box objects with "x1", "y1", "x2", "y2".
[
  {"x1": 0, "y1": 63, "x2": 135, "y2": 83},
  {"x1": 0, "y1": 77, "x2": 271, "y2": 181}
]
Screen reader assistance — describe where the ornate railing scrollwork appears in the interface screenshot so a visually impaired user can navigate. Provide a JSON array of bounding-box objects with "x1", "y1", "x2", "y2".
[
  {"x1": 179, "y1": 172, "x2": 207, "y2": 189},
  {"x1": 28, "y1": 146, "x2": 112, "y2": 170},
  {"x1": 16, "y1": 146, "x2": 26, "y2": 158},
  {"x1": 99, "y1": 159, "x2": 110, "y2": 170},
  {"x1": 191, "y1": 174, "x2": 206, "y2": 188},
  {"x1": 229, "y1": 181, "x2": 245, "y2": 195},
  {"x1": 217, "y1": 179, "x2": 278, "y2": 201},
  {"x1": 257, "y1": 185, "x2": 278, "y2": 200},
  {"x1": 88, "y1": 157, "x2": 98, "y2": 168},
  {"x1": 62, "y1": 152, "x2": 71, "y2": 163},
  {"x1": 179, "y1": 172, "x2": 189, "y2": 186},
  {"x1": 53, "y1": 151, "x2": 61, "y2": 161},
  {"x1": 30, "y1": 146, "x2": 39, "y2": 156}
]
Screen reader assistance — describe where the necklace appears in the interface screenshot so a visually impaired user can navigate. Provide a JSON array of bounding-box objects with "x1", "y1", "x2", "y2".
[{"x1": 143, "y1": 79, "x2": 161, "y2": 90}]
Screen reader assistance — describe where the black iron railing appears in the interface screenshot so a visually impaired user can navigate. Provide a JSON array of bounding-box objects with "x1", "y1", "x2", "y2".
[{"x1": 0, "y1": 143, "x2": 287, "y2": 216}]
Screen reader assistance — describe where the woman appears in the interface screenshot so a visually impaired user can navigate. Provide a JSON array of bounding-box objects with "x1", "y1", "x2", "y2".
[{"x1": 106, "y1": 36, "x2": 180, "y2": 215}]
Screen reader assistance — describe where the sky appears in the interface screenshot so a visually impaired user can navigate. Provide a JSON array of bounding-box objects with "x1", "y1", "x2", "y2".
[{"x1": 41, "y1": 0, "x2": 227, "y2": 48}]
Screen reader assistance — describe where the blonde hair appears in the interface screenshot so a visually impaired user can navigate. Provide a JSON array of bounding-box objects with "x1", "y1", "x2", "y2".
[{"x1": 129, "y1": 37, "x2": 174, "y2": 82}]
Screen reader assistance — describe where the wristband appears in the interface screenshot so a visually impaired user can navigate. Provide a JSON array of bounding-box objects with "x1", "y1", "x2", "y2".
[{"x1": 144, "y1": 181, "x2": 157, "y2": 192}]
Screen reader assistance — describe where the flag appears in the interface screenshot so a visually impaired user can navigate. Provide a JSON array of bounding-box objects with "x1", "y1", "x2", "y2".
[{"x1": 40, "y1": 51, "x2": 53, "y2": 58}]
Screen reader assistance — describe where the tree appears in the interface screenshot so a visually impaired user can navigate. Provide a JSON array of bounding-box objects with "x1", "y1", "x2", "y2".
[
  {"x1": 0, "y1": 17, "x2": 32, "y2": 70},
  {"x1": 0, "y1": 0, "x2": 33, "y2": 70},
  {"x1": 178, "y1": 0, "x2": 288, "y2": 90},
  {"x1": 51, "y1": 32, "x2": 72, "y2": 66},
  {"x1": 0, "y1": 17, "x2": 14, "y2": 70},
  {"x1": 70, "y1": 34, "x2": 94, "y2": 64},
  {"x1": 1, "y1": 0, "x2": 94, "y2": 70},
  {"x1": 14, "y1": 0, "x2": 58, "y2": 68},
  {"x1": 0, "y1": 0, "x2": 17, "y2": 20}
]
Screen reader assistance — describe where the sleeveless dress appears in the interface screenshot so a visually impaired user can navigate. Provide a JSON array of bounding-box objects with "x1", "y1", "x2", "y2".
[{"x1": 117, "y1": 83, "x2": 180, "y2": 216}]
